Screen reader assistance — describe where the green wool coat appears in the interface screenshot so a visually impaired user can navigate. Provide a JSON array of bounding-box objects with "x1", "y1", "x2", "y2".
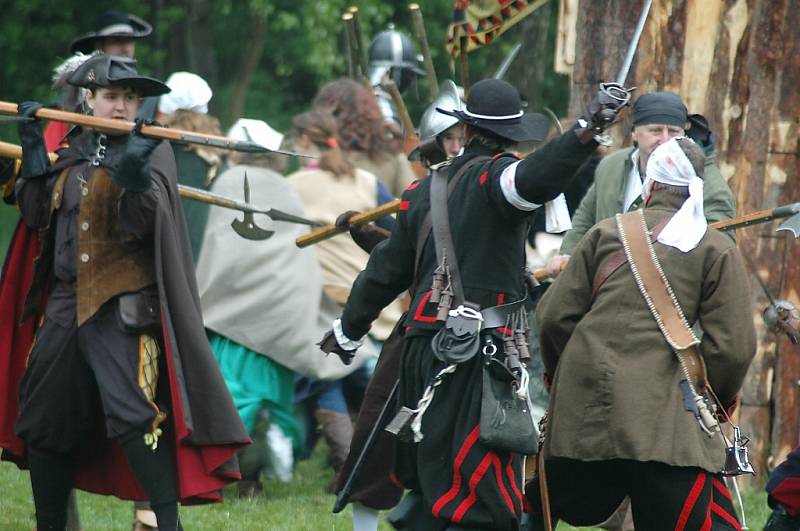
[
  {"x1": 560, "y1": 147, "x2": 736, "y2": 254},
  {"x1": 537, "y1": 191, "x2": 755, "y2": 473}
]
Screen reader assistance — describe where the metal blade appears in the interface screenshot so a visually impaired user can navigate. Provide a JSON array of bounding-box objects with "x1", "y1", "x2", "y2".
[
  {"x1": 0, "y1": 115, "x2": 34, "y2": 123},
  {"x1": 493, "y1": 42, "x2": 523, "y2": 80},
  {"x1": 615, "y1": 0, "x2": 654, "y2": 85},
  {"x1": 777, "y1": 212, "x2": 800, "y2": 238},
  {"x1": 177, "y1": 133, "x2": 318, "y2": 158},
  {"x1": 542, "y1": 107, "x2": 564, "y2": 135},
  {"x1": 264, "y1": 208, "x2": 320, "y2": 227}
]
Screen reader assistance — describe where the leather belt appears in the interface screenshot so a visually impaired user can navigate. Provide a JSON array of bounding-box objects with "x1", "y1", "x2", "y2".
[{"x1": 481, "y1": 298, "x2": 528, "y2": 329}]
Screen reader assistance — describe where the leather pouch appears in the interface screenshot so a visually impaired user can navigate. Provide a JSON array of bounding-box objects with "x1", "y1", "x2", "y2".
[
  {"x1": 117, "y1": 289, "x2": 160, "y2": 333},
  {"x1": 430, "y1": 304, "x2": 482, "y2": 364},
  {"x1": 479, "y1": 356, "x2": 538, "y2": 454}
]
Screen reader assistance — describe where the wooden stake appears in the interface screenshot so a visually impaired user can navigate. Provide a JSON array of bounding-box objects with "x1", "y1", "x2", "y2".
[{"x1": 409, "y1": 3, "x2": 439, "y2": 100}]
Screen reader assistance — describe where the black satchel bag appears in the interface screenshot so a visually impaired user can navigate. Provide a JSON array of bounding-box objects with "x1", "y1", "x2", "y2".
[
  {"x1": 431, "y1": 303, "x2": 483, "y2": 364},
  {"x1": 479, "y1": 341, "x2": 539, "y2": 454},
  {"x1": 117, "y1": 289, "x2": 161, "y2": 334}
]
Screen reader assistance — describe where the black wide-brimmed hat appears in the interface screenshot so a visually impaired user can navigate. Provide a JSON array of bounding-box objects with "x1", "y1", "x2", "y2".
[
  {"x1": 70, "y1": 10, "x2": 152, "y2": 54},
  {"x1": 436, "y1": 79, "x2": 549, "y2": 143},
  {"x1": 67, "y1": 54, "x2": 170, "y2": 98}
]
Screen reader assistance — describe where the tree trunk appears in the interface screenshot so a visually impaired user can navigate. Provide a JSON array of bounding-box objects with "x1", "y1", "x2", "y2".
[
  {"x1": 226, "y1": 13, "x2": 268, "y2": 126},
  {"x1": 163, "y1": 0, "x2": 219, "y2": 102},
  {"x1": 565, "y1": 0, "x2": 800, "y2": 488}
]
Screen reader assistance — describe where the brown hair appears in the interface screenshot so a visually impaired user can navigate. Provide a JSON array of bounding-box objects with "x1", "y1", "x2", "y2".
[
  {"x1": 312, "y1": 78, "x2": 400, "y2": 161},
  {"x1": 676, "y1": 137, "x2": 705, "y2": 177},
  {"x1": 292, "y1": 110, "x2": 354, "y2": 178},
  {"x1": 162, "y1": 109, "x2": 223, "y2": 136}
]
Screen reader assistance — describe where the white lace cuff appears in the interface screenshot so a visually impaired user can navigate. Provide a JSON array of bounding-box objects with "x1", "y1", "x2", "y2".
[{"x1": 333, "y1": 318, "x2": 364, "y2": 351}]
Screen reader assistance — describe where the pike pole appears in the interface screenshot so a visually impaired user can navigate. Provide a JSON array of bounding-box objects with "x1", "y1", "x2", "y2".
[
  {"x1": 0, "y1": 101, "x2": 314, "y2": 159},
  {"x1": 0, "y1": 140, "x2": 318, "y2": 228}
]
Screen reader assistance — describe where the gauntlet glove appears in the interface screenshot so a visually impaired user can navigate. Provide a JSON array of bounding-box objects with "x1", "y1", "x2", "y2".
[
  {"x1": 17, "y1": 101, "x2": 49, "y2": 179},
  {"x1": 581, "y1": 82, "x2": 635, "y2": 134},
  {"x1": 335, "y1": 210, "x2": 391, "y2": 254},
  {"x1": 115, "y1": 119, "x2": 161, "y2": 192},
  {"x1": 318, "y1": 329, "x2": 356, "y2": 366}
]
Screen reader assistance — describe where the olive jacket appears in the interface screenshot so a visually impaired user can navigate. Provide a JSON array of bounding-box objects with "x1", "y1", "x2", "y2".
[
  {"x1": 537, "y1": 191, "x2": 755, "y2": 472},
  {"x1": 560, "y1": 147, "x2": 735, "y2": 254}
]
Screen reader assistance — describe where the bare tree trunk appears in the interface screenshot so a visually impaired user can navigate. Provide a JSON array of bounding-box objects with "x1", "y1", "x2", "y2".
[
  {"x1": 565, "y1": 0, "x2": 800, "y2": 488},
  {"x1": 164, "y1": 0, "x2": 219, "y2": 97},
  {"x1": 226, "y1": 13, "x2": 268, "y2": 126}
]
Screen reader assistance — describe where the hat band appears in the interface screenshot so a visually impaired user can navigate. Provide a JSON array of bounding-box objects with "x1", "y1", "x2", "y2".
[
  {"x1": 98, "y1": 23, "x2": 135, "y2": 36},
  {"x1": 463, "y1": 108, "x2": 523, "y2": 121}
]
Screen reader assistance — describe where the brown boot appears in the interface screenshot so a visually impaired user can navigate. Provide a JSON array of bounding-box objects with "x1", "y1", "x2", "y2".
[{"x1": 314, "y1": 409, "x2": 354, "y2": 492}]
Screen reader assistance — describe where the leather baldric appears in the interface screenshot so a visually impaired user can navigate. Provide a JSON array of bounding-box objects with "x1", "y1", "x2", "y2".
[
  {"x1": 430, "y1": 163, "x2": 466, "y2": 304},
  {"x1": 616, "y1": 210, "x2": 717, "y2": 436},
  {"x1": 413, "y1": 156, "x2": 490, "y2": 283},
  {"x1": 591, "y1": 216, "x2": 670, "y2": 299},
  {"x1": 616, "y1": 210, "x2": 707, "y2": 383}
]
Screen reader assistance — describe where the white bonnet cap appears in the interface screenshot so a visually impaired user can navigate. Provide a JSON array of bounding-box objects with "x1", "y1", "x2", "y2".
[
  {"x1": 158, "y1": 71, "x2": 212, "y2": 114},
  {"x1": 227, "y1": 118, "x2": 284, "y2": 151}
]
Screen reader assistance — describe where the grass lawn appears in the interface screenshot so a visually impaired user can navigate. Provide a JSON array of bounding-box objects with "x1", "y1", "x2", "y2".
[{"x1": 0, "y1": 447, "x2": 774, "y2": 530}]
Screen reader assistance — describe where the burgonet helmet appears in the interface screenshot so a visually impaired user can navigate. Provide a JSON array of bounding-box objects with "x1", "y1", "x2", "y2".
[
  {"x1": 68, "y1": 54, "x2": 170, "y2": 98},
  {"x1": 437, "y1": 79, "x2": 549, "y2": 143},
  {"x1": 70, "y1": 10, "x2": 152, "y2": 55},
  {"x1": 367, "y1": 25, "x2": 425, "y2": 92},
  {"x1": 409, "y1": 80, "x2": 463, "y2": 163}
]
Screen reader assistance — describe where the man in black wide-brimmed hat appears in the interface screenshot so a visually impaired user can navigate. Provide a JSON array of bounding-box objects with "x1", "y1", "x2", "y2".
[
  {"x1": 0, "y1": 54, "x2": 249, "y2": 531},
  {"x1": 70, "y1": 9, "x2": 152, "y2": 57},
  {"x1": 319, "y1": 77, "x2": 632, "y2": 530}
]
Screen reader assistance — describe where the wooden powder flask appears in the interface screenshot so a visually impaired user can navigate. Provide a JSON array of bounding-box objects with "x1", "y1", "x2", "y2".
[{"x1": 436, "y1": 287, "x2": 453, "y2": 322}]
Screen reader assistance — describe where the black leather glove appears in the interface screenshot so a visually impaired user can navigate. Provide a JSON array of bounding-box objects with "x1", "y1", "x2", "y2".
[
  {"x1": 114, "y1": 119, "x2": 161, "y2": 192},
  {"x1": 685, "y1": 114, "x2": 716, "y2": 157},
  {"x1": 318, "y1": 329, "x2": 356, "y2": 365},
  {"x1": 17, "y1": 101, "x2": 49, "y2": 179},
  {"x1": 336, "y1": 210, "x2": 391, "y2": 254},
  {"x1": 581, "y1": 82, "x2": 635, "y2": 134}
]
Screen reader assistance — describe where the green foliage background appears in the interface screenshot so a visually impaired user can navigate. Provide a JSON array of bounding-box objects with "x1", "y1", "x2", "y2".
[
  {"x1": 0, "y1": 0, "x2": 568, "y2": 133},
  {"x1": 0, "y1": 0, "x2": 568, "y2": 259}
]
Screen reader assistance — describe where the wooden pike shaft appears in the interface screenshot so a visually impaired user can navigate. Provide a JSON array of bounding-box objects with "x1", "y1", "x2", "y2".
[
  {"x1": 293, "y1": 192, "x2": 556, "y2": 282},
  {"x1": 342, "y1": 14, "x2": 362, "y2": 80},
  {"x1": 382, "y1": 79, "x2": 416, "y2": 140},
  {"x1": 531, "y1": 204, "x2": 800, "y2": 281},
  {"x1": 341, "y1": 13, "x2": 356, "y2": 78},
  {"x1": 409, "y1": 3, "x2": 439, "y2": 100},
  {"x1": 708, "y1": 204, "x2": 800, "y2": 231},
  {"x1": 0, "y1": 101, "x2": 261, "y2": 153},
  {"x1": 296, "y1": 199, "x2": 401, "y2": 248},
  {"x1": 0, "y1": 140, "x2": 255, "y2": 213},
  {"x1": 348, "y1": 7, "x2": 370, "y2": 79},
  {"x1": 460, "y1": 36, "x2": 470, "y2": 96}
]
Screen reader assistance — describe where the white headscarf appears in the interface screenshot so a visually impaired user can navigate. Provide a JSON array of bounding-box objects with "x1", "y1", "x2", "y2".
[{"x1": 642, "y1": 137, "x2": 706, "y2": 252}]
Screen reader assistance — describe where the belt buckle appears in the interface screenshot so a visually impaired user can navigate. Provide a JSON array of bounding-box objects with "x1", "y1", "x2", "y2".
[{"x1": 445, "y1": 304, "x2": 483, "y2": 336}]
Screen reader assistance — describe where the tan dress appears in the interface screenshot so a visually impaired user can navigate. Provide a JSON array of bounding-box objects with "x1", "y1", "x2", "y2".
[
  {"x1": 345, "y1": 150, "x2": 416, "y2": 198},
  {"x1": 288, "y1": 166, "x2": 403, "y2": 340}
]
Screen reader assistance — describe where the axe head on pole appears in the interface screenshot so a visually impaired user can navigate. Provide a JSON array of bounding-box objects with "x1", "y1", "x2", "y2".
[
  {"x1": 776, "y1": 212, "x2": 800, "y2": 238},
  {"x1": 231, "y1": 174, "x2": 274, "y2": 240}
]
